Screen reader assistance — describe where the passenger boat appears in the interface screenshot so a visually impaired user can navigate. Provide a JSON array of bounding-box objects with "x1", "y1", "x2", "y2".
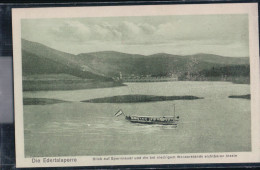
[{"x1": 115, "y1": 105, "x2": 179, "y2": 125}]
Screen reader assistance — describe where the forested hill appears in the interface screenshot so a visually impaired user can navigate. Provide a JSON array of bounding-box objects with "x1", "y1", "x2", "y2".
[
  {"x1": 78, "y1": 51, "x2": 249, "y2": 83},
  {"x1": 22, "y1": 39, "x2": 111, "y2": 81},
  {"x1": 22, "y1": 39, "x2": 250, "y2": 86}
]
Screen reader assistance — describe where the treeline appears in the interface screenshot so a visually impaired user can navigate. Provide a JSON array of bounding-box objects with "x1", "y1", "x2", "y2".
[
  {"x1": 179, "y1": 65, "x2": 250, "y2": 84},
  {"x1": 199, "y1": 65, "x2": 250, "y2": 77}
]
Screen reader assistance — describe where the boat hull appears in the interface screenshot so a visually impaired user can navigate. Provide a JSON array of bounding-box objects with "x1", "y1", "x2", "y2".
[{"x1": 125, "y1": 115, "x2": 179, "y2": 125}]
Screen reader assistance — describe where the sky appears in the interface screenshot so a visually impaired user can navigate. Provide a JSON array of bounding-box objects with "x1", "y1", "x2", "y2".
[{"x1": 21, "y1": 14, "x2": 249, "y2": 57}]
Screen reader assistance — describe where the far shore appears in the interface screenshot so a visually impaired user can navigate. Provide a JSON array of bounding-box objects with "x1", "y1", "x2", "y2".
[
  {"x1": 229, "y1": 94, "x2": 250, "y2": 99},
  {"x1": 22, "y1": 80, "x2": 125, "y2": 91},
  {"x1": 81, "y1": 95, "x2": 203, "y2": 103},
  {"x1": 23, "y1": 93, "x2": 250, "y2": 106},
  {"x1": 23, "y1": 98, "x2": 68, "y2": 105},
  {"x1": 22, "y1": 78, "x2": 250, "y2": 92}
]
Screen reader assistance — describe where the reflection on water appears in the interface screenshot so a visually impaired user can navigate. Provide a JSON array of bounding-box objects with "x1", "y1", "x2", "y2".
[{"x1": 23, "y1": 81, "x2": 251, "y2": 157}]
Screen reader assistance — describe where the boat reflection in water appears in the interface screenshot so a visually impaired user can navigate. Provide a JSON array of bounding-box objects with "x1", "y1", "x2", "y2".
[{"x1": 115, "y1": 105, "x2": 179, "y2": 125}]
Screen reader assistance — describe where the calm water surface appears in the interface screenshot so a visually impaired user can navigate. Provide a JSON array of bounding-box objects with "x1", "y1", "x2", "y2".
[{"x1": 23, "y1": 81, "x2": 251, "y2": 157}]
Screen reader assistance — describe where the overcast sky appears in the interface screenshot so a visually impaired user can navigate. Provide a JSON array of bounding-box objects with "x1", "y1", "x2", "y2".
[{"x1": 21, "y1": 14, "x2": 249, "y2": 57}]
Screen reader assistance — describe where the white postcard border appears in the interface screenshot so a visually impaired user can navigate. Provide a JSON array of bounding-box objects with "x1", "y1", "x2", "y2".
[{"x1": 12, "y1": 3, "x2": 260, "y2": 168}]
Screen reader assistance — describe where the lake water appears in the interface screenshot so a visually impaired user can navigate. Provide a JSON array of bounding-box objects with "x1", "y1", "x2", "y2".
[{"x1": 23, "y1": 81, "x2": 251, "y2": 157}]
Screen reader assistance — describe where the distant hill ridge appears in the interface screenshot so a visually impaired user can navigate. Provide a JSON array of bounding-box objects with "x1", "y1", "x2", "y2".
[
  {"x1": 22, "y1": 39, "x2": 111, "y2": 80},
  {"x1": 78, "y1": 50, "x2": 249, "y2": 78},
  {"x1": 22, "y1": 39, "x2": 249, "y2": 80}
]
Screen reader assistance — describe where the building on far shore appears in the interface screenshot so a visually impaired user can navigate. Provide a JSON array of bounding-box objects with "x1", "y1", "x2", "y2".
[{"x1": 119, "y1": 73, "x2": 178, "y2": 82}]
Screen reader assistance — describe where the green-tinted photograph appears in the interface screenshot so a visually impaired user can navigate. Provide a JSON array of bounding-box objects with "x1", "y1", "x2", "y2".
[{"x1": 21, "y1": 14, "x2": 251, "y2": 157}]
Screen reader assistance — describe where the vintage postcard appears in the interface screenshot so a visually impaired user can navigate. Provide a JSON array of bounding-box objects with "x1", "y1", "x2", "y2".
[{"x1": 12, "y1": 3, "x2": 260, "y2": 168}]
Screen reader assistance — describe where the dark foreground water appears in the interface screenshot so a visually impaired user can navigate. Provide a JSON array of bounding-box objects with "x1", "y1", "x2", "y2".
[{"x1": 23, "y1": 81, "x2": 251, "y2": 157}]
